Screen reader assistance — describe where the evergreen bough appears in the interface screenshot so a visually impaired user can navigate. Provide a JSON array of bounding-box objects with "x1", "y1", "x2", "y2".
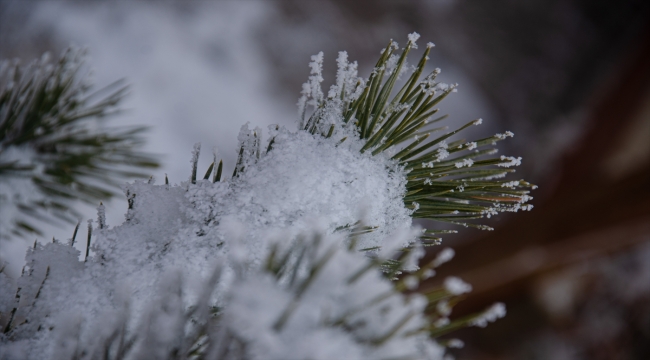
[
  {"x1": 0, "y1": 48, "x2": 158, "y2": 240},
  {"x1": 297, "y1": 35, "x2": 534, "y2": 234},
  {"x1": 0, "y1": 34, "x2": 533, "y2": 359}
]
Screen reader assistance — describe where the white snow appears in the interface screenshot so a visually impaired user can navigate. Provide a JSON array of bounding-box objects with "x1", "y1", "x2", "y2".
[
  {"x1": 432, "y1": 248, "x2": 456, "y2": 267},
  {"x1": 447, "y1": 339, "x2": 465, "y2": 348},
  {"x1": 0, "y1": 29, "x2": 519, "y2": 358},
  {"x1": 443, "y1": 276, "x2": 473, "y2": 295},
  {"x1": 495, "y1": 131, "x2": 515, "y2": 139},
  {"x1": 498, "y1": 155, "x2": 523, "y2": 168},
  {"x1": 470, "y1": 302, "x2": 507, "y2": 328},
  {"x1": 0, "y1": 121, "x2": 443, "y2": 358},
  {"x1": 454, "y1": 158, "x2": 474, "y2": 168},
  {"x1": 16, "y1": 0, "x2": 297, "y2": 251}
]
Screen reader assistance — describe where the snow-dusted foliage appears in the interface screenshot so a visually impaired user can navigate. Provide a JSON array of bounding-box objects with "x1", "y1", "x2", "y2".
[
  {"x1": 0, "y1": 34, "x2": 534, "y2": 359},
  {"x1": 0, "y1": 133, "x2": 431, "y2": 359},
  {"x1": 0, "y1": 48, "x2": 158, "y2": 241}
]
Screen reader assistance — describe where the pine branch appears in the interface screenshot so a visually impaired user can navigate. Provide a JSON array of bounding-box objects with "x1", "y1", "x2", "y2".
[
  {"x1": 0, "y1": 48, "x2": 159, "y2": 240},
  {"x1": 298, "y1": 34, "x2": 536, "y2": 233},
  {"x1": 0, "y1": 34, "x2": 532, "y2": 359}
]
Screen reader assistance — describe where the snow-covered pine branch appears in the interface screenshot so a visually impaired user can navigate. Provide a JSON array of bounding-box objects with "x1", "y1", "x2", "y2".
[{"x1": 0, "y1": 33, "x2": 534, "y2": 359}]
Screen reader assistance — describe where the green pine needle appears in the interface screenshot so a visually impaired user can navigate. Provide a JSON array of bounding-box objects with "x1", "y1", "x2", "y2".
[
  {"x1": 303, "y1": 36, "x2": 535, "y2": 231},
  {"x1": 0, "y1": 48, "x2": 159, "y2": 240}
]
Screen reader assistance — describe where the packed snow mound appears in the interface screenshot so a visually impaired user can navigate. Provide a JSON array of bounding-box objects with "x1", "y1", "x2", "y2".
[
  {"x1": 234, "y1": 127, "x2": 409, "y2": 232},
  {"x1": 222, "y1": 230, "x2": 445, "y2": 360},
  {"x1": 185, "y1": 125, "x2": 412, "y2": 255},
  {"x1": 0, "y1": 125, "x2": 432, "y2": 359}
]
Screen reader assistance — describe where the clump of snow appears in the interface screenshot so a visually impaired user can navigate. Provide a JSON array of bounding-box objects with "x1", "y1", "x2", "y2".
[
  {"x1": 443, "y1": 276, "x2": 473, "y2": 295},
  {"x1": 408, "y1": 32, "x2": 421, "y2": 44},
  {"x1": 470, "y1": 302, "x2": 507, "y2": 328},
  {"x1": 408, "y1": 32, "x2": 421, "y2": 49},
  {"x1": 0, "y1": 122, "x2": 427, "y2": 358},
  {"x1": 432, "y1": 248, "x2": 455, "y2": 267},
  {"x1": 495, "y1": 131, "x2": 515, "y2": 139},
  {"x1": 185, "y1": 125, "x2": 413, "y2": 256},
  {"x1": 501, "y1": 180, "x2": 520, "y2": 188},
  {"x1": 498, "y1": 156, "x2": 522, "y2": 168},
  {"x1": 222, "y1": 231, "x2": 444, "y2": 360},
  {"x1": 463, "y1": 141, "x2": 478, "y2": 150},
  {"x1": 447, "y1": 339, "x2": 465, "y2": 348},
  {"x1": 454, "y1": 158, "x2": 474, "y2": 168}
]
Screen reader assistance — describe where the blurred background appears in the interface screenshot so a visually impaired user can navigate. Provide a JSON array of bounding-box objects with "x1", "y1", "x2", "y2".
[{"x1": 1, "y1": 0, "x2": 649, "y2": 358}]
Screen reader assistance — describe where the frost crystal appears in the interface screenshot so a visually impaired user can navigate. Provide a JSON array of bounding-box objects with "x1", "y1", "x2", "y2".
[
  {"x1": 308, "y1": 52, "x2": 325, "y2": 103},
  {"x1": 408, "y1": 32, "x2": 421, "y2": 43},
  {"x1": 463, "y1": 141, "x2": 477, "y2": 150},
  {"x1": 498, "y1": 156, "x2": 522, "y2": 168},
  {"x1": 297, "y1": 51, "x2": 325, "y2": 125},
  {"x1": 501, "y1": 180, "x2": 520, "y2": 188},
  {"x1": 454, "y1": 159, "x2": 474, "y2": 168},
  {"x1": 96, "y1": 202, "x2": 106, "y2": 230},
  {"x1": 408, "y1": 32, "x2": 421, "y2": 49},
  {"x1": 495, "y1": 131, "x2": 515, "y2": 139}
]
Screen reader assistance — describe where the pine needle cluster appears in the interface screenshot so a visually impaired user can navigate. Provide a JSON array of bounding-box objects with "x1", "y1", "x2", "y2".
[
  {"x1": 0, "y1": 48, "x2": 158, "y2": 240},
  {"x1": 296, "y1": 34, "x2": 535, "y2": 235}
]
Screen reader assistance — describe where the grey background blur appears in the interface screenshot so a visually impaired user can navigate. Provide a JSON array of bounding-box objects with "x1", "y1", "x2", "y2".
[{"x1": 2, "y1": 1, "x2": 650, "y2": 359}]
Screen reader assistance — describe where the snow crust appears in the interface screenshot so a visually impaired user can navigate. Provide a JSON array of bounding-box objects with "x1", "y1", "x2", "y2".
[
  {"x1": 470, "y1": 302, "x2": 507, "y2": 328},
  {"x1": 0, "y1": 124, "x2": 444, "y2": 359}
]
